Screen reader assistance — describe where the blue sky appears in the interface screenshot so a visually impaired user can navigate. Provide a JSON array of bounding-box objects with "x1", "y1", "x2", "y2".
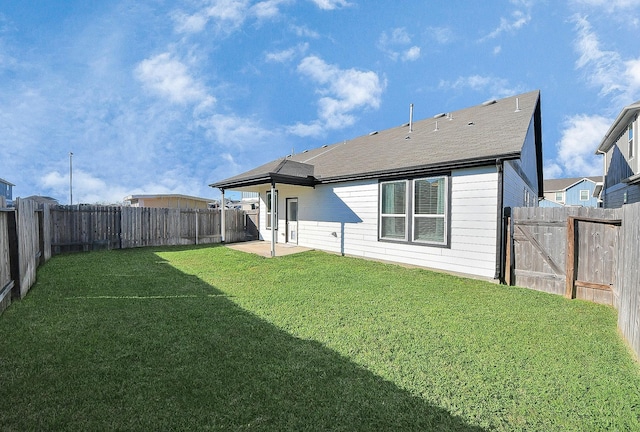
[{"x1": 1, "y1": 0, "x2": 639, "y2": 204}]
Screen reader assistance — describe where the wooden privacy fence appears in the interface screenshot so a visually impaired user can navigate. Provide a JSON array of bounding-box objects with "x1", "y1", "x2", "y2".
[
  {"x1": 1, "y1": 201, "x2": 250, "y2": 316},
  {"x1": 506, "y1": 204, "x2": 640, "y2": 359},
  {"x1": 0, "y1": 198, "x2": 52, "y2": 314},
  {"x1": 50, "y1": 205, "x2": 247, "y2": 253}
]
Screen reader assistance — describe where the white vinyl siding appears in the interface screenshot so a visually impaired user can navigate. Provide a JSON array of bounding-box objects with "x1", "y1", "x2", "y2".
[{"x1": 255, "y1": 165, "x2": 500, "y2": 279}]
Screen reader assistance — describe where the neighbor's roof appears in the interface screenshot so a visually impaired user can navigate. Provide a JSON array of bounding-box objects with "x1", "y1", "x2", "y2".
[
  {"x1": 123, "y1": 194, "x2": 213, "y2": 203},
  {"x1": 211, "y1": 90, "x2": 541, "y2": 189},
  {"x1": 596, "y1": 100, "x2": 640, "y2": 153},
  {"x1": 544, "y1": 176, "x2": 601, "y2": 192},
  {"x1": 0, "y1": 178, "x2": 15, "y2": 186}
]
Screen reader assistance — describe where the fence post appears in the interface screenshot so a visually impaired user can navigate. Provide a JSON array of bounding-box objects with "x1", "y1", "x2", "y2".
[
  {"x1": 565, "y1": 216, "x2": 577, "y2": 299},
  {"x1": 505, "y1": 214, "x2": 512, "y2": 286},
  {"x1": 7, "y1": 209, "x2": 20, "y2": 299}
]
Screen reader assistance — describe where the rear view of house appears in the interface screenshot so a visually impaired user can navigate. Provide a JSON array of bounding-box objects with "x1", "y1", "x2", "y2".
[{"x1": 211, "y1": 91, "x2": 543, "y2": 281}]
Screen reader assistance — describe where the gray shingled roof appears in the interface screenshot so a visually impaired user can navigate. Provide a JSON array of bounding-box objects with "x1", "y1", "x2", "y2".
[
  {"x1": 211, "y1": 90, "x2": 541, "y2": 189},
  {"x1": 544, "y1": 176, "x2": 601, "y2": 192}
]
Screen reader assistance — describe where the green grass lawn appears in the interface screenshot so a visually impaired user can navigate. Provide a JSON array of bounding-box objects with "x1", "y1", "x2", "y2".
[{"x1": 1, "y1": 245, "x2": 639, "y2": 431}]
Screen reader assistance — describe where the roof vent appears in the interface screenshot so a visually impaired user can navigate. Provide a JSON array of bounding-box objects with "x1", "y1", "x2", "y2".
[
  {"x1": 303, "y1": 149, "x2": 309, "y2": 153},
  {"x1": 405, "y1": 135, "x2": 411, "y2": 140},
  {"x1": 515, "y1": 97, "x2": 521, "y2": 112},
  {"x1": 482, "y1": 99, "x2": 497, "y2": 106},
  {"x1": 467, "y1": 121, "x2": 475, "y2": 126},
  {"x1": 433, "y1": 112, "x2": 446, "y2": 119},
  {"x1": 409, "y1": 103, "x2": 414, "y2": 132},
  {"x1": 434, "y1": 121, "x2": 439, "y2": 131},
  {"x1": 401, "y1": 122, "x2": 409, "y2": 127},
  {"x1": 322, "y1": 144, "x2": 328, "y2": 148},
  {"x1": 369, "y1": 131, "x2": 378, "y2": 136}
]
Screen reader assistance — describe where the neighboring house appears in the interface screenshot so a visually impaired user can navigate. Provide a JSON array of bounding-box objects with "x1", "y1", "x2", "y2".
[
  {"x1": 23, "y1": 196, "x2": 59, "y2": 206},
  {"x1": 240, "y1": 191, "x2": 259, "y2": 210},
  {"x1": 0, "y1": 178, "x2": 14, "y2": 207},
  {"x1": 539, "y1": 177, "x2": 602, "y2": 207},
  {"x1": 596, "y1": 100, "x2": 640, "y2": 208},
  {"x1": 123, "y1": 194, "x2": 213, "y2": 209},
  {"x1": 210, "y1": 91, "x2": 543, "y2": 281}
]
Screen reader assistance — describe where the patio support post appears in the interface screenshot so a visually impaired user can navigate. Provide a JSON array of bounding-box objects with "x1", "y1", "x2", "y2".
[
  {"x1": 271, "y1": 182, "x2": 276, "y2": 257},
  {"x1": 220, "y1": 188, "x2": 226, "y2": 243}
]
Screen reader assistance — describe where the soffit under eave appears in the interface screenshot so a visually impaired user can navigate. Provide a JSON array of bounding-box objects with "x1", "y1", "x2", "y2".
[{"x1": 597, "y1": 104, "x2": 640, "y2": 153}]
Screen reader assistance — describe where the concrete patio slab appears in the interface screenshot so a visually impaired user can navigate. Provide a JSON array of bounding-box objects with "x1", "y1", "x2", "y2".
[{"x1": 225, "y1": 241, "x2": 312, "y2": 258}]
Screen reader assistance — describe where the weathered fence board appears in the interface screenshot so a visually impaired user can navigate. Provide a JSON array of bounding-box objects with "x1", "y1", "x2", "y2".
[
  {"x1": 0, "y1": 210, "x2": 13, "y2": 314},
  {"x1": 50, "y1": 206, "x2": 247, "y2": 253},
  {"x1": 509, "y1": 204, "x2": 640, "y2": 360},
  {"x1": 14, "y1": 199, "x2": 41, "y2": 299},
  {"x1": 510, "y1": 207, "x2": 621, "y2": 301},
  {"x1": 617, "y1": 203, "x2": 640, "y2": 358}
]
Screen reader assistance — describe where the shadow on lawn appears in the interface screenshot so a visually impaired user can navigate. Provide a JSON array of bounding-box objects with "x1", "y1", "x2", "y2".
[{"x1": 4, "y1": 247, "x2": 486, "y2": 431}]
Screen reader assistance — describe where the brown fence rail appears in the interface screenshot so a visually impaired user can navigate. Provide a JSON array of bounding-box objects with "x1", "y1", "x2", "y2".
[{"x1": 507, "y1": 204, "x2": 640, "y2": 360}]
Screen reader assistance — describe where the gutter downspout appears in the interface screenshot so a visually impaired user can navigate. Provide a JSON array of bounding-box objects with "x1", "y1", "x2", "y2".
[
  {"x1": 220, "y1": 189, "x2": 226, "y2": 243},
  {"x1": 271, "y1": 182, "x2": 276, "y2": 257},
  {"x1": 495, "y1": 159, "x2": 505, "y2": 282},
  {"x1": 596, "y1": 149, "x2": 607, "y2": 207}
]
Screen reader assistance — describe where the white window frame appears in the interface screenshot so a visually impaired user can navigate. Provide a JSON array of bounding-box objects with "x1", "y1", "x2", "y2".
[
  {"x1": 580, "y1": 190, "x2": 589, "y2": 201},
  {"x1": 379, "y1": 176, "x2": 449, "y2": 247},
  {"x1": 266, "y1": 190, "x2": 278, "y2": 230},
  {"x1": 379, "y1": 180, "x2": 408, "y2": 241},
  {"x1": 629, "y1": 123, "x2": 635, "y2": 160},
  {"x1": 412, "y1": 177, "x2": 448, "y2": 245},
  {"x1": 555, "y1": 191, "x2": 564, "y2": 203}
]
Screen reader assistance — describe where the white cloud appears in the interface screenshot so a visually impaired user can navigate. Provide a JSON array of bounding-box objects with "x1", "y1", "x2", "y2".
[
  {"x1": 199, "y1": 113, "x2": 275, "y2": 149},
  {"x1": 543, "y1": 161, "x2": 564, "y2": 180},
  {"x1": 402, "y1": 46, "x2": 421, "y2": 62},
  {"x1": 251, "y1": 0, "x2": 292, "y2": 20},
  {"x1": 625, "y1": 58, "x2": 640, "y2": 93},
  {"x1": 428, "y1": 26, "x2": 454, "y2": 44},
  {"x1": 481, "y1": 9, "x2": 531, "y2": 41},
  {"x1": 309, "y1": 0, "x2": 352, "y2": 10},
  {"x1": 572, "y1": 15, "x2": 625, "y2": 97},
  {"x1": 553, "y1": 114, "x2": 611, "y2": 177},
  {"x1": 290, "y1": 24, "x2": 320, "y2": 39},
  {"x1": 264, "y1": 43, "x2": 308, "y2": 63},
  {"x1": 173, "y1": 0, "x2": 250, "y2": 34},
  {"x1": 294, "y1": 55, "x2": 385, "y2": 133},
  {"x1": 572, "y1": 15, "x2": 640, "y2": 103},
  {"x1": 438, "y1": 75, "x2": 523, "y2": 99},
  {"x1": 135, "y1": 53, "x2": 213, "y2": 106},
  {"x1": 40, "y1": 169, "x2": 128, "y2": 204},
  {"x1": 286, "y1": 121, "x2": 325, "y2": 137},
  {"x1": 572, "y1": 0, "x2": 640, "y2": 11},
  {"x1": 378, "y1": 28, "x2": 421, "y2": 62}
]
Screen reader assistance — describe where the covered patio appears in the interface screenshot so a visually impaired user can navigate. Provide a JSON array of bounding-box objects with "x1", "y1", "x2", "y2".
[{"x1": 226, "y1": 240, "x2": 312, "y2": 258}]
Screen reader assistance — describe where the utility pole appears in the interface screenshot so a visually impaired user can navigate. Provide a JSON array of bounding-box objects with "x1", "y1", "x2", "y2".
[{"x1": 69, "y1": 152, "x2": 73, "y2": 206}]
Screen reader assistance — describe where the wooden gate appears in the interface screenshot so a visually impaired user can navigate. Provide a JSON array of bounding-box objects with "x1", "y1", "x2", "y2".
[{"x1": 508, "y1": 207, "x2": 621, "y2": 305}]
